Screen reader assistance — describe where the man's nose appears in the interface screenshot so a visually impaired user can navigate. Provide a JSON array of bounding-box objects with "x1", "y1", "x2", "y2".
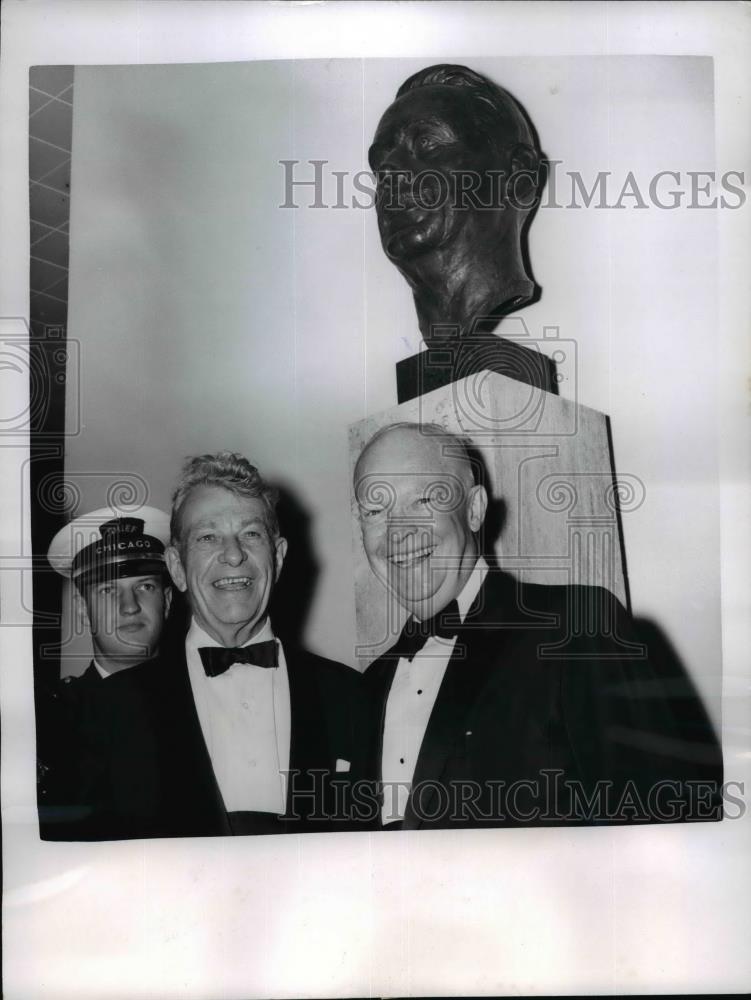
[
  {"x1": 219, "y1": 535, "x2": 246, "y2": 566},
  {"x1": 387, "y1": 520, "x2": 431, "y2": 546},
  {"x1": 118, "y1": 587, "x2": 140, "y2": 616},
  {"x1": 389, "y1": 522, "x2": 415, "y2": 542}
]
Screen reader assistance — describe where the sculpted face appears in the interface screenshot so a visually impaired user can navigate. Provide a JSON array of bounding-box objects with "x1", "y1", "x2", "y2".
[
  {"x1": 166, "y1": 485, "x2": 287, "y2": 646},
  {"x1": 369, "y1": 85, "x2": 497, "y2": 264},
  {"x1": 356, "y1": 427, "x2": 487, "y2": 620},
  {"x1": 84, "y1": 574, "x2": 170, "y2": 669}
]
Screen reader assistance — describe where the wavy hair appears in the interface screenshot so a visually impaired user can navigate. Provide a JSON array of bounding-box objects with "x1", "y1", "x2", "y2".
[{"x1": 170, "y1": 451, "x2": 279, "y2": 545}]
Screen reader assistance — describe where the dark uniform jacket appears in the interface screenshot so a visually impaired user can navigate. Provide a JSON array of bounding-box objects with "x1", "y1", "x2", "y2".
[{"x1": 47, "y1": 656, "x2": 182, "y2": 840}]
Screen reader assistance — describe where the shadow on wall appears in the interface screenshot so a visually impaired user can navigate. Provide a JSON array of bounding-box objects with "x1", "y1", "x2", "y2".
[
  {"x1": 269, "y1": 484, "x2": 320, "y2": 649},
  {"x1": 633, "y1": 616, "x2": 723, "y2": 771}
]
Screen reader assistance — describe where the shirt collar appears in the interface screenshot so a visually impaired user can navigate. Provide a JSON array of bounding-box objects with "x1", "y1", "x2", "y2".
[
  {"x1": 186, "y1": 616, "x2": 275, "y2": 651},
  {"x1": 92, "y1": 658, "x2": 111, "y2": 679},
  {"x1": 456, "y1": 555, "x2": 489, "y2": 622}
]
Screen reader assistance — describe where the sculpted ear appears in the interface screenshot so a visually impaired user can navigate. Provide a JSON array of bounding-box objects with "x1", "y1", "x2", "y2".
[
  {"x1": 509, "y1": 142, "x2": 539, "y2": 175},
  {"x1": 507, "y1": 142, "x2": 541, "y2": 211},
  {"x1": 165, "y1": 545, "x2": 187, "y2": 593},
  {"x1": 467, "y1": 484, "x2": 488, "y2": 533}
]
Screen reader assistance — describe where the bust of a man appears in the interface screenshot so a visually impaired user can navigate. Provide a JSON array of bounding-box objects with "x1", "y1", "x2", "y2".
[{"x1": 369, "y1": 64, "x2": 542, "y2": 346}]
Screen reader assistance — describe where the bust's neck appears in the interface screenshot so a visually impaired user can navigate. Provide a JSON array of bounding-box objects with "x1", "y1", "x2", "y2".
[{"x1": 399, "y1": 222, "x2": 534, "y2": 342}]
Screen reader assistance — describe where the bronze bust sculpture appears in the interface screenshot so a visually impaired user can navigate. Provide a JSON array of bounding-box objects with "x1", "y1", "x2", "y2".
[
  {"x1": 370, "y1": 63, "x2": 542, "y2": 343},
  {"x1": 370, "y1": 65, "x2": 553, "y2": 401}
]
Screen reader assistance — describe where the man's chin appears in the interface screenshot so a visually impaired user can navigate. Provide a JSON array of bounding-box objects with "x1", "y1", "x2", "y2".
[
  {"x1": 198, "y1": 598, "x2": 262, "y2": 629},
  {"x1": 100, "y1": 642, "x2": 153, "y2": 660},
  {"x1": 212, "y1": 608, "x2": 259, "y2": 627},
  {"x1": 391, "y1": 582, "x2": 440, "y2": 617}
]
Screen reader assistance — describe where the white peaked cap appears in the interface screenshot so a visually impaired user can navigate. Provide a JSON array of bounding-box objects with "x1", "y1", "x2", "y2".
[{"x1": 47, "y1": 505, "x2": 171, "y2": 583}]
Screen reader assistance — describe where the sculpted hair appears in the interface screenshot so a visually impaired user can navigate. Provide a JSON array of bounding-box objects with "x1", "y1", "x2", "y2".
[
  {"x1": 170, "y1": 451, "x2": 280, "y2": 544},
  {"x1": 396, "y1": 63, "x2": 537, "y2": 154}
]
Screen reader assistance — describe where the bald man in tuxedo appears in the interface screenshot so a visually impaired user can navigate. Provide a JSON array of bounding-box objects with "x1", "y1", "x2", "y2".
[{"x1": 354, "y1": 422, "x2": 722, "y2": 830}]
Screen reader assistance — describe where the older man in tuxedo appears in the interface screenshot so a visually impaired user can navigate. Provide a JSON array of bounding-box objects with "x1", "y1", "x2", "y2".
[
  {"x1": 164, "y1": 451, "x2": 361, "y2": 836},
  {"x1": 354, "y1": 422, "x2": 722, "y2": 830}
]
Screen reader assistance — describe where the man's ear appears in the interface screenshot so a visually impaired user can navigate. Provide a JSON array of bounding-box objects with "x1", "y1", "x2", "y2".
[
  {"x1": 165, "y1": 545, "x2": 187, "y2": 593},
  {"x1": 73, "y1": 586, "x2": 90, "y2": 633},
  {"x1": 163, "y1": 583, "x2": 173, "y2": 618},
  {"x1": 274, "y1": 536, "x2": 288, "y2": 581},
  {"x1": 467, "y1": 484, "x2": 488, "y2": 533}
]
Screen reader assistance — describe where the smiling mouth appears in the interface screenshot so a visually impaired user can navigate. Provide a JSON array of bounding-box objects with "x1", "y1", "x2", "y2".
[
  {"x1": 213, "y1": 576, "x2": 253, "y2": 590},
  {"x1": 388, "y1": 545, "x2": 436, "y2": 568}
]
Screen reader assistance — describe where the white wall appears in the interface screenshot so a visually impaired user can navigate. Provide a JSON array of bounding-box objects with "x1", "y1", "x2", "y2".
[{"x1": 65, "y1": 56, "x2": 721, "y2": 726}]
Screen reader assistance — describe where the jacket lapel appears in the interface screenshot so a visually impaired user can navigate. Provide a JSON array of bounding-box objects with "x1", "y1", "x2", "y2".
[
  {"x1": 401, "y1": 637, "x2": 496, "y2": 830},
  {"x1": 165, "y1": 638, "x2": 232, "y2": 836},
  {"x1": 401, "y1": 573, "x2": 517, "y2": 830},
  {"x1": 285, "y1": 649, "x2": 329, "y2": 814}
]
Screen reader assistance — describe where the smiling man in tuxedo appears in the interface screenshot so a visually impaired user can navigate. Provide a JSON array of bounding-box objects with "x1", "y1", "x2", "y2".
[
  {"x1": 165, "y1": 451, "x2": 361, "y2": 836},
  {"x1": 354, "y1": 422, "x2": 723, "y2": 830}
]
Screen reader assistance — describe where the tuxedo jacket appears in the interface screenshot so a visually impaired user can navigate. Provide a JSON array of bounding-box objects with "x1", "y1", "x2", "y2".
[
  {"x1": 362, "y1": 571, "x2": 723, "y2": 830},
  {"x1": 160, "y1": 636, "x2": 365, "y2": 838},
  {"x1": 46, "y1": 640, "x2": 363, "y2": 841}
]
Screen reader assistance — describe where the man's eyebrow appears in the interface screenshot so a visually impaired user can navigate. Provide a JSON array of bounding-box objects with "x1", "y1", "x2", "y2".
[
  {"x1": 189, "y1": 516, "x2": 267, "y2": 530},
  {"x1": 189, "y1": 518, "x2": 219, "y2": 531}
]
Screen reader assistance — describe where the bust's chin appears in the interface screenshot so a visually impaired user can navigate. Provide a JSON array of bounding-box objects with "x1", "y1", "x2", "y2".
[{"x1": 380, "y1": 213, "x2": 447, "y2": 264}]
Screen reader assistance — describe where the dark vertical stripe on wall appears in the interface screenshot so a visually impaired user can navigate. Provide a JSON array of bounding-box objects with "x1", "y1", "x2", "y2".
[{"x1": 29, "y1": 65, "x2": 74, "y2": 827}]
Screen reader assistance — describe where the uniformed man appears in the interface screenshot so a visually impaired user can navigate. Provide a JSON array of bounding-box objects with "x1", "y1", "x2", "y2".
[{"x1": 45, "y1": 506, "x2": 175, "y2": 840}]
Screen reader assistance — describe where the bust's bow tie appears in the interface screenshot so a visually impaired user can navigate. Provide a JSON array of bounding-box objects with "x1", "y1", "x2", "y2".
[
  {"x1": 198, "y1": 640, "x2": 278, "y2": 677},
  {"x1": 392, "y1": 600, "x2": 461, "y2": 662}
]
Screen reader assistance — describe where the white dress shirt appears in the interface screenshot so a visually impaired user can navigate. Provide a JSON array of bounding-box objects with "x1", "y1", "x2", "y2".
[
  {"x1": 92, "y1": 659, "x2": 112, "y2": 679},
  {"x1": 185, "y1": 617, "x2": 291, "y2": 814},
  {"x1": 381, "y1": 557, "x2": 489, "y2": 824}
]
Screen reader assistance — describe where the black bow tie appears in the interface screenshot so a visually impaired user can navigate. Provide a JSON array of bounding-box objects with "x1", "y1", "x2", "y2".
[
  {"x1": 198, "y1": 640, "x2": 278, "y2": 677},
  {"x1": 391, "y1": 600, "x2": 461, "y2": 662}
]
